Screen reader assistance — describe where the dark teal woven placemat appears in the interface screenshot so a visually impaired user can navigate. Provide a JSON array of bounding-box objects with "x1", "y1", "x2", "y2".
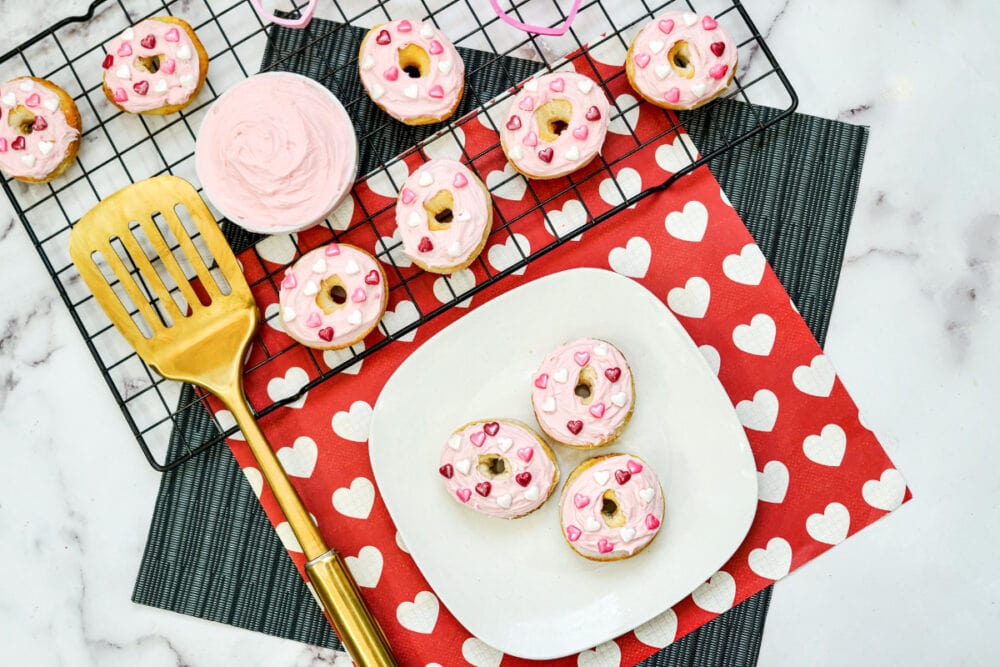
[{"x1": 132, "y1": 18, "x2": 868, "y2": 666}]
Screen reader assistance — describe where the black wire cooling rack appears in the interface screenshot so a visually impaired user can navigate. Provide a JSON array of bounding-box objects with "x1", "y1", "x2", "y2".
[{"x1": 0, "y1": 0, "x2": 796, "y2": 470}]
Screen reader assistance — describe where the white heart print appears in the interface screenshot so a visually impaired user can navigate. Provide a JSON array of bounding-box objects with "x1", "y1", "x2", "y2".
[
  {"x1": 664, "y1": 200, "x2": 708, "y2": 242},
  {"x1": 322, "y1": 342, "x2": 365, "y2": 375},
  {"x1": 576, "y1": 640, "x2": 621, "y2": 667},
  {"x1": 255, "y1": 233, "x2": 299, "y2": 265},
  {"x1": 487, "y1": 233, "x2": 530, "y2": 275},
  {"x1": 802, "y1": 424, "x2": 846, "y2": 466},
  {"x1": 366, "y1": 159, "x2": 410, "y2": 199},
  {"x1": 326, "y1": 191, "x2": 354, "y2": 230},
  {"x1": 722, "y1": 243, "x2": 766, "y2": 286},
  {"x1": 432, "y1": 269, "x2": 475, "y2": 308},
  {"x1": 422, "y1": 127, "x2": 466, "y2": 161},
  {"x1": 215, "y1": 409, "x2": 245, "y2": 441},
  {"x1": 806, "y1": 502, "x2": 850, "y2": 544},
  {"x1": 732, "y1": 313, "x2": 776, "y2": 356},
  {"x1": 747, "y1": 537, "x2": 793, "y2": 580},
  {"x1": 381, "y1": 300, "x2": 420, "y2": 342},
  {"x1": 485, "y1": 162, "x2": 527, "y2": 201},
  {"x1": 633, "y1": 607, "x2": 677, "y2": 648},
  {"x1": 691, "y1": 570, "x2": 736, "y2": 613},
  {"x1": 266, "y1": 366, "x2": 309, "y2": 408},
  {"x1": 461, "y1": 637, "x2": 504, "y2": 667},
  {"x1": 545, "y1": 199, "x2": 587, "y2": 241},
  {"x1": 396, "y1": 591, "x2": 439, "y2": 634},
  {"x1": 242, "y1": 467, "x2": 263, "y2": 498},
  {"x1": 735, "y1": 389, "x2": 779, "y2": 432},
  {"x1": 655, "y1": 133, "x2": 698, "y2": 173},
  {"x1": 862, "y1": 469, "x2": 906, "y2": 511},
  {"x1": 757, "y1": 460, "x2": 789, "y2": 503},
  {"x1": 608, "y1": 237, "x2": 651, "y2": 278},
  {"x1": 263, "y1": 303, "x2": 284, "y2": 333},
  {"x1": 276, "y1": 435, "x2": 318, "y2": 477},
  {"x1": 793, "y1": 354, "x2": 836, "y2": 397},
  {"x1": 667, "y1": 276, "x2": 710, "y2": 318},
  {"x1": 699, "y1": 344, "x2": 721, "y2": 375},
  {"x1": 608, "y1": 93, "x2": 640, "y2": 136},
  {"x1": 588, "y1": 37, "x2": 627, "y2": 66},
  {"x1": 331, "y1": 400, "x2": 373, "y2": 442},
  {"x1": 332, "y1": 477, "x2": 376, "y2": 519},
  {"x1": 378, "y1": 229, "x2": 413, "y2": 269},
  {"x1": 344, "y1": 545, "x2": 383, "y2": 588},
  {"x1": 275, "y1": 522, "x2": 303, "y2": 553},
  {"x1": 599, "y1": 167, "x2": 642, "y2": 209}
]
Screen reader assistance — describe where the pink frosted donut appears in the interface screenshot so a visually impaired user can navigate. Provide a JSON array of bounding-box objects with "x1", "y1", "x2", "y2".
[
  {"x1": 102, "y1": 17, "x2": 208, "y2": 115},
  {"x1": 394, "y1": 159, "x2": 493, "y2": 274},
  {"x1": 531, "y1": 337, "x2": 635, "y2": 448},
  {"x1": 500, "y1": 73, "x2": 609, "y2": 179},
  {"x1": 358, "y1": 19, "x2": 465, "y2": 125},
  {"x1": 626, "y1": 11, "x2": 738, "y2": 111},
  {"x1": 560, "y1": 454, "x2": 664, "y2": 561},
  {"x1": 0, "y1": 77, "x2": 80, "y2": 183},
  {"x1": 278, "y1": 243, "x2": 387, "y2": 350},
  {"x1": 439, "y1": 419, "x2": 559, "y2": 519}
]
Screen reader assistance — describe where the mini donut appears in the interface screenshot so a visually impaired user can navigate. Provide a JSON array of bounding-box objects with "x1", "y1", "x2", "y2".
[
  {"x1": 439, "y1": 419, "x2": 559, "y2": 519},
  {"x1": 499, "y1": 72, "x2": 609, "y2": 180},
  {"x1": 278, "y1": 243, "x2": 387, "y2": 350},
  {"x1": 359, "y1": 19, "x2": 465, "y2": 125},
  {"x1": 531, "y1": 337, "x2": 635, "y2": 448},
  {"x1": 560, "y1": 454, "x2": 664, "y2": 561},
  {"x1": 102, "y1": 17, "x2": 208, "y2": 115},
  {"x1": 0, "y1": 77, "x2": 81, "y2": 183},
  {"x1": 394, "y1": 159, "x2": 492, "y2": 274},
  {"x1": 626, "y1": 12, "x2": 738, "y2": 111}
]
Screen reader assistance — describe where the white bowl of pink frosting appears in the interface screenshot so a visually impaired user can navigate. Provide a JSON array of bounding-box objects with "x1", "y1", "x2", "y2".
[{"x1": 194, "y1": 71, "x2": 358, "y2": 235}]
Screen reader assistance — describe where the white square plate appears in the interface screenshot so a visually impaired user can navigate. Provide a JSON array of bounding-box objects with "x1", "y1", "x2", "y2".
[{"x1": 370, "y1": 269, "x2": 758, "y2": 660}]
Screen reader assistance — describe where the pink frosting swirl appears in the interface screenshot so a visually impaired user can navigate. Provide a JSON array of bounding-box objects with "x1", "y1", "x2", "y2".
[
  {"x1": 0, "y1": 78, "x2": 78, "y2": 180},
  {"x1": 500, "y1": 72, "x2": 609, "y2": 179},
  {"x1": 195, "y1": 72, "x2": 358, "y2": 233},
  {"x1": 278, "y1": 244, "x2": 386, "y2": 350},
  {"x1": 560, "y1": 454, "x2": 664, "y2": 559},
  {"x1": 629, "y1": 11, "x2": 738, "y2": 108},
  {"x1": 439, "y1": 420, "x2": 558, "y2": 519},
  {"x1": 531, "y1": 337, "x2": 634, "y2": 447},
  {"x1": 103, "y1": 19, "x2": 203, "y2": 113}
]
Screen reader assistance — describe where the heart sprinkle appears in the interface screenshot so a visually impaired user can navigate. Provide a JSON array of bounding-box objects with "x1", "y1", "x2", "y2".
[
  {"x1": 418, "y1": 236, "x2": 434, "y2": 252},
  {"x1": 364, "y1": 270, "x2": 380, "y2": 285},
  {"x1": 133, "y1": 80, "x2": 149, "y2": 96},
  {"x1": 597, "y1": 538, "x2": 614, "y2": 554},
  {"x1": 403, "y1": 85, "x2": 418, "y2": 99},
  {"x1": 702, "y1": 15, "x2": 719, "y2": 30},
  {"x1": 566, "y1": 420, "x2": 583, "y2": 435},
  {"x1": 646, "y1": 514, "x2": 661, "y2": 530},
  {"x1": 691, "y1": 82, "x2": 707, "y2": 97},
  {"x1": 428, "y1": 85, "x2": 444, "y2": 99},
  {"x1": 470, "y1": 431, "x2": 486, "y2": 447},
  {"x1": 515, "y1": 472, "x2": 532, "y2": 487},
  {"x1": 589, "y1": 403, "x2": 606, "y2": 418},
  {"x1": 518, "y1": 96, "x2": 535, "y2": 111},
  {"x1": 549, "y1": 77, "x2": 565, "y2": 92},
  {"x1": 280, "y1": 273, "x2": 297, "y2": 290},
  {"x1": 573, "y1": 350, "x2": 590, "y2": 366},
  {"x1": 497, "y1": 437, "x2": 513, "y2": 452},
  {"x1": 711, "y1": 41, "x2": 726, "y2": 57},
  {"x1": 140, "y1": 34, "x2": 156, "y2": 49},
  {"x1": 534, "y1": 373, "x2": 549, "y2": 389},
  {"x1": 325, "y1": 243, "x2": 341, "y2": 256},
  {"x1": 25, "y1": 93, "x2": 40, "y2": 107},
  {"x1": 522, "y1": 131, "x2": 538, "y2": 147},
  {"x1": 117, "y1": 42, "x2": 133, "y2": 57},
  {"x1": 553, "y1": 369, "x2": 568, "y2": 383},
  {"x1": 455, "y1": 458, "x2": 471, "y2": 474},
  {"x1": 448, "y1": 435, "x2": 461, "y2": 450},
  {"x1": 0, "y1": 139, "x2": 6, "y2": 152},
  {"x1": 585, "y1": 105, "x2": 602, "y2": 121},
  {"x1": 351, "y1": 288, "x2": 367, "y2": 303},
  {"x1": 318, "y1": 327, "x2": 334, "y2": 342},
  {"x1": 429, "y1": 40, "x2": 444, "y2": 55},
  {"x1": 497, "y1": 494, "x2": 512, "y2": 508},
  {"x1": 453, "y1": 172, "x2": 468, "y2": 188},
  {"x1": 483, "y1": 421, "x2": 500, "y2": 436},
  {"x1": 605, "y1": 367, "x2": 621, "y2": 382},
  {"x1": 658, "y1": 18, "x2": 675, "y2": 34},
  {"x1": 634, "y1": 53, "x2": 651, "y2": 68},
  {"x1": 303, "y1": 282, "x2": 318, "y2": 296},
  {"x1": 639, "y1": 487, "x2": 655, "y2": 503},
  {"x1": 306, "y1": 312, "x2": 321, "y2": 328},
  {"x1": 11, "y1": 136, "x2": 25, "y2": 150},
  {"x1": 585, "y1": 517, "x2": 601, "y2": 531},
  {"x1": 572, "y1": 125, "x2": 588, "y2": 140},
  {"x1": 664, "y1": 88, "x2": 681, "y2": 104},
  {"x1": 475, "y1": 481, "x2": 491, "y2": 497},
  {"x1": 375, "y1": 29, "x2": 391, "y2": 45},
  {"x1": 505, "y1": 115, "x2": 521, "y2": 131},
  {"x1": 176, "y1": 45, "x2": 192, "y2": 61},
  {"x1": 537, "y1": 147, "x2": 553, "y2": 163},
  {"x1": 383, "y1": 67, "x2": 399, "y2": 81},
  {"x1": 439, "y1": 464, "x2": 453, "y2": 479},
  {"x1": 541, "y1": 397, "x2": 556, "y2": 413},
  {"x1": 565, "y1": 146, "x2": 580, "y2": 161},
  {"x1": 456, "y1": 488, "x2": 471, "y2": 503},
  {"x1": 32, "y1": 116, "x2": 48, "y2": 131},
  {"x1": 112, "y1": 87, "x2": 128, "y2": 102},
  {"x1": 566, "y1": 525, "x2": 582, "y2": 542},
  {"x1": 649, "y1": 40, "x2": 664, "y2": 54},
  {"x1": 573, "y1": 493, "x2": 590, "y2": 509},
  {"x1": 37, "y1": 141, "x2": 53, "y2": 155},
  {"x1": 164, "y1": 27, "x2": 180, "y2": 42},
  {"x1": 312, "y1": 259, "x2": 327, "y2": 273},
  {"x1": 627, "y1": 459, "x2": 644, "y2": 474},
  {"x1": 420, "y1": 23, "x2": 434, "y2": 38},
  {"x1": 709, "y1": 64, "x2": 729, "y2": 80},
  {"x1": 621, "y1": 527, "x2": 636, "y2": 541},
  {"x1": 400, "y1": 188, "x2": 416, "y2": 204},
  {"x1": 397, "y1": 19, "x2": 412, "y2": 32},
  {"x1": 615, "y1": 469, "x2": 632, "y2": 485},
  {"x1": 102, "y1": 54, "x2": 114, "y2": 69}
]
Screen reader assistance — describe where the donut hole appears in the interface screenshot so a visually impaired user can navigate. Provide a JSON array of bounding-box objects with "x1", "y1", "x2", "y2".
[
  {"x1": 534, "y1": 99, "x2": 573, "y2": 143},
  {"x1": 7, "y1": 105, "x2": 36, "y2": 135},
  {"x1": 574, "y1": 383, "x2": 591, "y2": 400},
  {"x1": 668, "y1": 41, "x2": 696, "y2": 79},
  {"x1": 134, "y1": 54, "x2": 163, "y2": 74},
  {"x1": 575, "y1": 366, "x2": 597, "y2": 406},
  {"x1": 424, "y1": 189, "x2": 455, "y2": 231},
  {"x1": 397, "y1": 43, "x2": 430, "y2": 79},
  {"x1": 600, "y1": 489, "x2": 627, "y2": 528},
  {"x1": 434, "y1": 208, "x2": 454, "y2": 224},
  {"x1": 477, "y1": 453, "x2": 512, "y2": 480},
  {"x1": 328, "y1": 285, "x2": 348, "y2": 304},
  {"x1": 315, "y1": 275, "x2": 349, "y2": 315}
]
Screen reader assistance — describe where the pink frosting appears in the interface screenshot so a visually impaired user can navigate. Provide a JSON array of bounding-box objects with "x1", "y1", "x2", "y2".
[
  {"x1": 195, "y1": 72, "x2": 358, "y2": 234},
  {"x1": 103, "y1": 19, "x2": 202, "y2": 113},
  {"x1": 531, "y1": 337, "x2": 634, "y2": 447},
  {"x1": 359, "y1": 19, "x2": 465, "y2": 123},
  {"x1": 500, "y1": 72, "x2": 609, "y2": 178},
  {"x1": 560, "y1": 454, "x2": 664, "y2": 559},
  {"x1": 278, "y1": 244, "x2": 385, "y2": 349},
  {"x1": 394, "y1": 159, "x2": 491, "y2": 271},
  {"x1": 439, "y1": 420, "x2": 557, "y2": 519},
  {"x1": 0, "y1": 79, "x2": 78, "y2": 180},
  {"x1": 629, "y1": 12, "x2": 738, "y2": 107}
]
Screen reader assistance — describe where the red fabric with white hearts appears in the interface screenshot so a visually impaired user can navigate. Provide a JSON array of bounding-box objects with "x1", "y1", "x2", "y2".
[{"x1": 218, "y1": 50, "x2": 909, "y2": 666}]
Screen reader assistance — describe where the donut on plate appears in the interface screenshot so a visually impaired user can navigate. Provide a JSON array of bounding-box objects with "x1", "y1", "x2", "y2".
[
  {"x1": 626, "y1": 11, "x2": 738, "y2": 111},
  {"x1": 102, "y1": 17, "x2": 208, "y2": 115},
  {"x1": 560, "y1": 454, "x2": 664, "y2": 561},
  {"x1": 0, "y1": 77, "x2": 81, "y2": 183},
  {"x1": 358, "y1": 19, "x2": 465, "y2": 125},
  {"x1": 531, "y1": 337, "x2": 635, "y2": 448},
  {"x1": 440, "y1": 419, "x2": 559, "y2": 519}
]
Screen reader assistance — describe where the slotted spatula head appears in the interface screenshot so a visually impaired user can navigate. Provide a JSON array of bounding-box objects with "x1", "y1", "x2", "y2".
[{"x1": 69, "y1": 175, "x2": 259, "y2": 394}]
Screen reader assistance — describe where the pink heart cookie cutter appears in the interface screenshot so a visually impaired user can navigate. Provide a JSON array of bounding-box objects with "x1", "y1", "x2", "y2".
[
  {"x1": 250, "y1": 0, "x2": 318, "y2": 29},
  {"x1": 489, "y1": 0, "x2": 582, "y2": 36}
]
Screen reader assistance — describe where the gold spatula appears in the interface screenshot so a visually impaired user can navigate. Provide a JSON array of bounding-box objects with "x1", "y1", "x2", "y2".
[{"x1": 68, "y1": 175, "x2": 396, "y2": 666}]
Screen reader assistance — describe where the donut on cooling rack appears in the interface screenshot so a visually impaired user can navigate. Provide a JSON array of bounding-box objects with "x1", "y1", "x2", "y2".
[
  {"x1": 626, "y1": 11, "x2": 738, "y2": 111},
  {"x1": 0, "y1": 77, "x2": 81, "y2": 183},
  {"x1": 278, "y1": 243, "x2": 388, "y2": 350},
  {"x1": 102, "y1": 17, "x2": 208, "y2": 114},
  {"x1": 531, "y1": 337, "x2": 635, "y2": 448},
  {"x1": 440, "y1": 419, "x2": 560, "y2": 519},
  {"x1": 358, "y1": 19, "x2": 465, "y2": 125},
  {"x1": 499, "y1": 72, "x2": 609, "y2": 180},
  {"x1": 560, "y1": 453, "x2": 664, "y2": 561},
  {"x1": 394, "y1": 159, "x2": 493, "y2": 274}
]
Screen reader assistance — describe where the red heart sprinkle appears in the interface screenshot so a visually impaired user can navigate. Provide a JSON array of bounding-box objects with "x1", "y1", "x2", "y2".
[
  {"x1": 102, "y1": 53, "x2": 114, "y2": 69},
  {"x1": 604, "y1": 367, "x2": 621, "y2": 382},
  {"x1": 418, "y1": 236, "x2": 433, "y2": 252},
  {"x1": 537, "y1": 147, "x2": 553, "y2": 163},
  {"x1": 32, "y1": 116, "x2": 48, "y2": 131},
  {"x1": 515, "y1": 472, "x2": 532, "y2": 487},
  {"x1": 710, "y1": 41, "x2": 726, "y2": 57},
  {"x1": 615, "y1": 469, "x2": 631, "y2": 485},
  {"x1": 375, "y1": 29, "x2": 391, "y2": 45},
  {"x1": 364, "y1": 270, "x2": 380, "y2": 285},
  {"x1": 439, "y1": 464, "x2": 454, "y2": 479},
  {"x1": 483, "y1": 421, "x2": 500, "y2": 436},
  {"x1": 585, "y1": 105, "x2": 602, "y2": 121},
  {"x1": 11, "y1": 136, "x2": 26, "y2": 150},
  {"x1": 140, "y1": 34, "x2": 156, "y2": 49},
  {"x1": 505, "y1": 115, "x2": 521, "y2": 131},
  {"x1": 566, "y1": 420, "x2": 583, "y2": 434},
  {"x1": 318, "y1": 327, "x2": 334, "y2": 342},
  {"x1": 133, "y1": 80, "x2": 150, "y2": 95},
  {"x1": 475, "y1": 481, "x2": 492, "y2": 497}
]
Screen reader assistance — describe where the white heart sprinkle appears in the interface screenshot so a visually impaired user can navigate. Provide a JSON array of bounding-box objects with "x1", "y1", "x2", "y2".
[
  {"x1": 553, "y1": 368, "x2": 568, "y2": 383},
  {"x1": 311, "y1": 259, "x2": 327, "y2": 273},
  {"x1": 621, "y1": 527, "x2": 636, "y2": 541},
  {"x1": 372, "y1": 84, "x2": 385, "y2": 100},
  {"x1": 593, "y1": 343, "x2": 608, "y2": 356},
  {"x1": 282, "y1": 307, "x2": 297, "y2": 322},
  {"x1": 37, "y1": 141, "x2": 54, "y2": 155},
  {"x1": 179, "y1": 74, "x2": 194, "y2": 87},
  {"x1": 639, "y1": 488, "x2": 655, "y2": 504},
  {"x1": 455, "y1": 458, "x2": 472, "y2": 475},
  {"x1": 19, "y1": 80, "x2": 34, "y2": 91},
  {"x1": 154, "y1": 79, "x2": 168, "y2": 93},
  {"x1": 438, "y1": 60, "x2": 452, "y2": 74},
  {"x1": 497, "y1": 494, "x2": 512, "y2": 509},
  {"x1": 2, "y1": 92, "x2": 16, "y2": 106},
  {"x1": 585, "y1": 518, "x2": 601, "y2": 532},
  {"x1": 418, "y1": 171, "x2": 434, "y2": 187},
  {"x1": 404, "y1": 84, "x2": 419, "y2": 99},
  {"x1": 691, "y1": 82, "x2": 706, "y2": 97},
  {"x1": 345, "y1": 260, "x2": 360, "y2": 275},
  {"x1": 347, "y1": 310, "x2": 363, "y2": 326},
  {"x1": 497, "y1": 437, "x2": 513, "y2": 452},
  {"x1": 456, "y1": 210, "x2": 471, "y2": 222},
  {"x1": 655, "y1": 65, "x2": 670, "y2": 80},
  {"x1": 524, "y1": 486, "x2": 539, "y2": 501},
  {"x1": 406, "y1": 211, "x2": 422, "y2": 227},
  {"x1": 649, "y1": 40, "x2": 664, "y2": 54},
  {"x1": 115, "y1": 64, "x2": 131, "y2": 80},
  {"x1": 177, "y1": 45, "x2": 192, "y2": 61},
  {"x1": 541, "y1": 397, "x2": 556, "y2": 413},
  {"x1": 611, "y1": 392, "x2": 627, "y2": 407},
  {"x1": 508, "y1": 145, "x2": 523, "y2": 161},
  {"x1": 447, "y1": 242, "x2": 462, "y2": 258},
  {"x1": 448, "y1": 435, "x2": 462, "y2": 450},
  {"x1": 420, "y1": 23, "x2": 434, "y2": 38},
  {"x1": 361, "y1": 55, "x2": 375, "y2": 70},
  {"x1": 43, "y1": 97, "x2": 59, "y2": 112},
  {"x1": 594, "y1": 471, "x2": 610, "y2": 485},
  {"x1": 20, "y1": 154, "x2": 35, "y2": 167},
  {"x1": 121, "y1": 27, "x2": 134, "y2": 41},
  {"x1": 577, "y1": 79, "x2": 594, "y2": 94},
  {"x1": 683, "y1": 12, "x2": 698, "y2": 26},
  {"x1": 524, "y1": 79, "x2": 538, "y2": 92},
  {"x1": 565, "y1": 146, "x2": 580, "y2": 161},
  {"x1": 303, "y1": 281, "x2": 319, "y2": 296}
]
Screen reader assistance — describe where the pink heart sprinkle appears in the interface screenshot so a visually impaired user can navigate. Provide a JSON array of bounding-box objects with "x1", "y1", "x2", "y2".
[
  {"x1": 25, "y1": 94, "x2": 40, "y2": 108},
  {"x1": 549, "y1": 77, "x2": 565, "y2": 92},
  {"x1": 453, "y1": 172, "x2": 468, "y2": 188},
  {"x1": 589, "y1": 402, "x2": 606, "y2": 418},
  {"x1": 522, "y1": 131, "x2": 538, "y2": 147},
  {"x1": 645, "y1": 514, "x2": 661, "y2": 530},
  {"x1": 164, "y1": 27, "x2": 180, "y2": 42},
  {"x1": 573, "y1": 493, "x2": 590, "y2": 509},
  {"x1": 280, "y1": 273, "x2": 297, "y2": 290},
  {"x1": 664, "y1": 87, "x2": 681, "y2": 104},
  {"x1": 505, "y1": 115, "x2": 521, "y2": 131},
  {"x1": 325, "y1": 243, "x2": 341, "y2": 256},
  {"x1": 634, "y1": 53, "x2": 651, "y2": 68},
  {"x1": 627, "y1": 459, "x2": 644, "y2": 474},
  {"x1": 709, "y1": 64, "x2": 728, "y2": 80},
  {"x1": 658, "y1": 18, "x2": 675, "y2": 34},
  {"x1": 533, "y1": 373, "x2": 548, "y2": 389},
  {"x1": 429, "y1": 40, "x2": 444, "y2": 55},
  {"x1": 572, "y1": 125, "x2": 588, "y2": 140},
  {"x1": 117, "y1": 42, "x2": 132, "y2": 57},
  {"x1": 306, "y1": 312, "x2": 322, "y2": 328},
  {"x1": 113, "y1": 87, "x2": 128, "y2": 102},
  {"x1": 397, "y1": 19, "x2": 412, "y2": 32},
  {"x1": 456, "y1": 488, "x2": 472, "y2": 503},
  {"x1": 160, "y1": 58, "x2": 176, "y2": 75},
  {"x1": 0, "y1": 139, "x2": 7, "y2": 153},
  {"x1": 384, "y1": 67, "x2": 399, "y2": 81},
  {"x1": 400, "y1": 188, "x2": 416, "y2": 205},
  {"x1": 573, "y1": 350, "x2": 590, "y2": 366},
  {"x1": 516, "y1": 447, "x2": 533, "y2": 463},
  {"x1": 428, "y1": 85, "x2": 444, "y2": 99},
  {"x1": 351, "y1": 287, "x2": 367, "y2": 303},
  {"x1": 518, "y1": 95, "x2": 535, "y2": 111},
  {"x1": 470, "y1": 431, "x2": 486, "y2": 447},
  {"x1": 597, "y1": 538, "x2": 614, "y2": 554},
  {"x1": 566, "y1": 525, "x2": 582, "y2": 542},
  {"x1": 702, "y1": 15, "x2": 719, "y2": 30}
]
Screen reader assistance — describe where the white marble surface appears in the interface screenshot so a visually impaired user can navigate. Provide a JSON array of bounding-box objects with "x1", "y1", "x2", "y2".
[{"x1": 1, "y1": 0, "x2": 997, "y2": 665}]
